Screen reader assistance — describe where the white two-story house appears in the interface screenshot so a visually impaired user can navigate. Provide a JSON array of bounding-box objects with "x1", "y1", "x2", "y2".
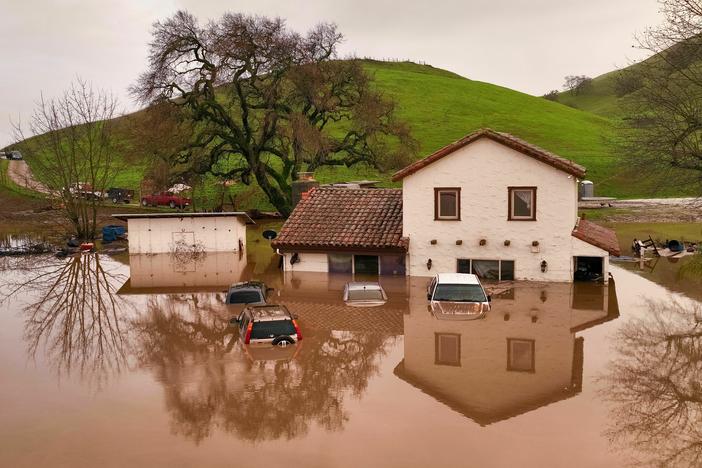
[{"x1": 273, "y1": 129, "x2": 620, "y2": 282}]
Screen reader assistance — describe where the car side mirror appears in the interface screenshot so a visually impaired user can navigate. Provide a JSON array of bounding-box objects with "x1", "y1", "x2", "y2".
[
  {"x1": 229, "y1": 317, "x2": 239, "y2": 325},
  {"x1": 427, "y1": 293, "x2": 432, "y2": 301},
  {"x1": 487, "y1": 295, "x2": 492, "y2": 302},
  {"x1": 266, "y1": 287, "x2": 275, "y2": 293}
]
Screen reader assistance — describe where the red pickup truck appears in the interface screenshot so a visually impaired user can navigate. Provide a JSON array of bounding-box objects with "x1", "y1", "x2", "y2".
[{"x1": 141, "y1": 192, "x2": 192, "y2": 209}]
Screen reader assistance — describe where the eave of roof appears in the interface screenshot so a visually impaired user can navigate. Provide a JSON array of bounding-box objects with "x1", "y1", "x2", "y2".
[
  {"x1": 392, "y1": 128, "x2": 587, "y2": 181},
  {"x1": 112, "y1": 211, "x2": 255, "y2": 224}
]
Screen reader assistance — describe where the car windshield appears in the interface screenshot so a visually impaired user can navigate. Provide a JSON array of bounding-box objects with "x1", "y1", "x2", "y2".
[
  {"x1": 250, "y1": 320, "x2": 297, "y2": 339},
  {"x1": 432, "y1": 284, "x2": 487, "y2": 302},
  {"x1": 228, "y1": 290, "x2": 262, "y2": 304},
  {"x1": 347, "y1": 288, "x2": 384, "y2": 301}
]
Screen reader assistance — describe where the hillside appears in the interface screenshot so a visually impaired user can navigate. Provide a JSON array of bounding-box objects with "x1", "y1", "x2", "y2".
[
  {"x1": 554, "y1": 47, "x2": 680, "y2": 117},
  {"x1": 556, "y1": 68, "x2": 629, "y2": 117},
  {"x1": 12, "y1": 59, "x2": 691, "y2": 210}
]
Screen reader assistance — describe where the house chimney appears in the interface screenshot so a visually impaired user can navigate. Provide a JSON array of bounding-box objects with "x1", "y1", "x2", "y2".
[{"x1": 291, "y1": 172, "x2": 320, "y2": 208}]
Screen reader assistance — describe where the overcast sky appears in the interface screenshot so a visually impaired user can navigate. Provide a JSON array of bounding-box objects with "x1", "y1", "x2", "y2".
[{"x1": 0, "y1": 0, "x2": 663, "y2": 147}]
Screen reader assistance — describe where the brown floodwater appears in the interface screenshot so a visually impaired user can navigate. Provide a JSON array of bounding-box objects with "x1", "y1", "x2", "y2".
[{"x1": 1, "y1": 230, "x2": 701, "y2": 467}]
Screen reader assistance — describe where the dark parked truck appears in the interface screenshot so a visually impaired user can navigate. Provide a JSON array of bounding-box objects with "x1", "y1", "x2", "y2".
[
  {"x1": 107, "y1": 187, "x2": 134, "y2": 204},
  {"x1": 140, "y1": 192, "x2": 192, "y2": 209}
]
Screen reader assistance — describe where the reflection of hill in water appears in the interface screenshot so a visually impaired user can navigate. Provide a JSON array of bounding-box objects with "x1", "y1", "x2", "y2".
[
  {"x1": 395, "y1": 280, "x2": 619, "y2": 425},
  {"x1": 617, "y1": 256, "x2": 702, "y2": 302}
]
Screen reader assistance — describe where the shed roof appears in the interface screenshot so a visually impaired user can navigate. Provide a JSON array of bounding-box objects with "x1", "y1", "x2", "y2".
[
  {"x1": 112, "y1": 212, "x2": 255, "y2": 224},
  {"x1": 271, "y1": 187, "x2": 407, "y2": 252},
  {"x1": 392, "y1": 128, "x2": 587, "y2": 181},
  {"x1": 571, "y1": 218, "x2": 621, "y2": 256}
]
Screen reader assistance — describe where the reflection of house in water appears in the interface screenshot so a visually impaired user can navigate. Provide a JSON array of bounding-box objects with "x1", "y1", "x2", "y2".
[
  {"x1": 118, "y1": 252, "x2": 250, "y2": 294},
  {"x1": 275, "y1": 272, "x2": 408, "y2": 335},
  {"x1": 395, "y1": 279, "x2": 619, "y2": 425}
]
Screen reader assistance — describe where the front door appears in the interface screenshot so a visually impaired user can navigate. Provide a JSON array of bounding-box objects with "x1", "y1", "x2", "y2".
[{"x1": 354, "y1": 255, "x2": 379, "y2": 275}]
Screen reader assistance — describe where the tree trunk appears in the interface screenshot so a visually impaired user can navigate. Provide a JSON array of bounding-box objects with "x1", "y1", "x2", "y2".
[{"x1": 253, "y1": 167, "x2": 292, "y2": 217}]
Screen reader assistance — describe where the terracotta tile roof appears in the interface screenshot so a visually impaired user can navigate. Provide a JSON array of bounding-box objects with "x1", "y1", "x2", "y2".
[
  {"x1": 392, "y1": 128, "x2": 587, "y2": 181},
  {"x1": 272, "y1": 187, "x2": 407, "y2": 252},
  {"x1": 571, "y1": 218, "x2": 621, "y2": 256}
]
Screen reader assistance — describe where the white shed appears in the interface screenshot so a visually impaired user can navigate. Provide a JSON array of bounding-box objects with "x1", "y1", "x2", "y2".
[{"x1": 113, "y1": 212, "x2": 254, "y2": 254}]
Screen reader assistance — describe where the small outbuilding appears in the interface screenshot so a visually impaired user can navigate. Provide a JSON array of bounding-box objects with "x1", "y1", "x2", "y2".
[{"x1": 113, "y1": 212, "x2": 254, "y2": 254}]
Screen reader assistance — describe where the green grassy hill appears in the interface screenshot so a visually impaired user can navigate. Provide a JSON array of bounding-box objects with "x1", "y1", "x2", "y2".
[
  {"x1": 12, "y1": 59, "x2": 694, "y2": 210},
  {"x1": 555, "y1": 68, "x2": 629, "y2": 117}
]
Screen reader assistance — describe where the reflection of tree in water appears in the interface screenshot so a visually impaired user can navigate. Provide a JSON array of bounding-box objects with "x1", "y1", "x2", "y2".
[
  {"x1": 601, "y1": 299, "x2": 702, "y2": 467},
  {"x1": 2, "y1": 253, "x2": 130, "y2": 389},
  {"x1": 131, "y1": 297, "x2": 391, "y2": 444}
]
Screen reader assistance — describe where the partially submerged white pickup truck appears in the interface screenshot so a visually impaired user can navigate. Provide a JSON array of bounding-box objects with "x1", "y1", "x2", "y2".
[{"x1": 427, "y1": 273, "x2": 491, "y2": 320}]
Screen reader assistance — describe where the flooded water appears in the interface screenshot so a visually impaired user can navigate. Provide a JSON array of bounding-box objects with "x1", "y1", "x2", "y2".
[{"x1": 1, "y1": 226, "x2": 701, "y2": 467}]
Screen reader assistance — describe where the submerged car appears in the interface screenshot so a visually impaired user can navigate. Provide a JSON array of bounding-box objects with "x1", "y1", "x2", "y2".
[
  {"x1": 343, "y1": 282, "x2": 388, "y2": 307},
  {"x1": 225, "y1": 281, "x2": 270, "y2": 306},
  {"x1": 232, "y1": 304, "x2": 302, "y2": 346},
  {"x1": 427, "y1": 273, "x2": 491, "y2": 320}
]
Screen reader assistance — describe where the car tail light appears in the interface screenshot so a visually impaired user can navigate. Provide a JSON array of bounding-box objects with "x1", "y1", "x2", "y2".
[
  {"x1": 244, "y1": 322, "x2": 253, "y2": 344},
  {"x1": 292, "y1": 319, "x2": 302, "y2": 341}
]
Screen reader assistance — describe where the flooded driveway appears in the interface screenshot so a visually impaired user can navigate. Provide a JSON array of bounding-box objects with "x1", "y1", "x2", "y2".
[{"x1": 0, "y1": 232, "x2": 700, "y2": 467}]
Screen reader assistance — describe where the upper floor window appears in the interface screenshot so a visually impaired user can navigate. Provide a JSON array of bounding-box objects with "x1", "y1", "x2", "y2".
[
  {"x1": 508, "y1": 187, "x2": 537, "y2": 221},
  {"x1": 434, "y1": 187, "x2": 461, "y2": 220}
]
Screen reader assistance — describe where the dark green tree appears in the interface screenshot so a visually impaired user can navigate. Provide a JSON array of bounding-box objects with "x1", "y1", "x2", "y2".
[{"x1": 132, "y1": 11, "x2": 416, "y2": 216}]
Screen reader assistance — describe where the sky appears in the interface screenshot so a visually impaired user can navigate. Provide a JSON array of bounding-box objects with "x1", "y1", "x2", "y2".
[{"x1": 0, "y1": 0, "x2": 664, "y2": 147}]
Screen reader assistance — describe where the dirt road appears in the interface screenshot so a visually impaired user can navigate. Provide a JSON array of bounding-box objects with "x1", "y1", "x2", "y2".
[{"x1": 7, "y1": 160, "x2": 51, "y2": 194}]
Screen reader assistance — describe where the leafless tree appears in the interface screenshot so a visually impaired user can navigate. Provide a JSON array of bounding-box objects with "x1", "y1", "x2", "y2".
[
  {"x1": 620, "y1": 0, "x2": 702, "y2": 193},
  {"x1": 600, "y1": 299, "x2": 702, "y2": 467},
  {"x1": 542, "y1": 90, "x2": 560, "y2": 101},
  {"x1": 131, "y1": 11, "x2": 417, "y2": 216},
  {"x1": 14, "y1": 78, "x2": 123, "y2": 239},
  {"x1": 1, "y1": 253, "x2": 131, "y2": 390},
  {"x1": 563, "y1": 75, "x2": 593, "y2": 95},
  {"x1": 613, "y1": 70, "x2": 644, "y2": 97}
]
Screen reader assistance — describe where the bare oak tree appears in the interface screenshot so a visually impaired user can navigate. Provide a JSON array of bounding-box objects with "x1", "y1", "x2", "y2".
[
  {"x1": 563, "y1": 75, "x2": 593, "y2": 95},
  {"x1": 14, "y1": 79, "x2": 122, "y2": 239},
  {"x1": 621, "y1": 0, "x2": 702, "y2": 193},
  {"x1": 132, "y1": 11, "x2": 417, "y2": 217}
]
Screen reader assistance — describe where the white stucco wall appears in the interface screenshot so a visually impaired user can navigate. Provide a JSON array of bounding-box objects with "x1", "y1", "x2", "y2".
[
  {"x1": 127, "y1": 216, "x2": 247, "y2": 254},
  {"x1": 282, "y1": 252, "x2": 329, "y2": 273},
  {"x1": 402, "y1": 138, "x2": 608, "y2": 281}
]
